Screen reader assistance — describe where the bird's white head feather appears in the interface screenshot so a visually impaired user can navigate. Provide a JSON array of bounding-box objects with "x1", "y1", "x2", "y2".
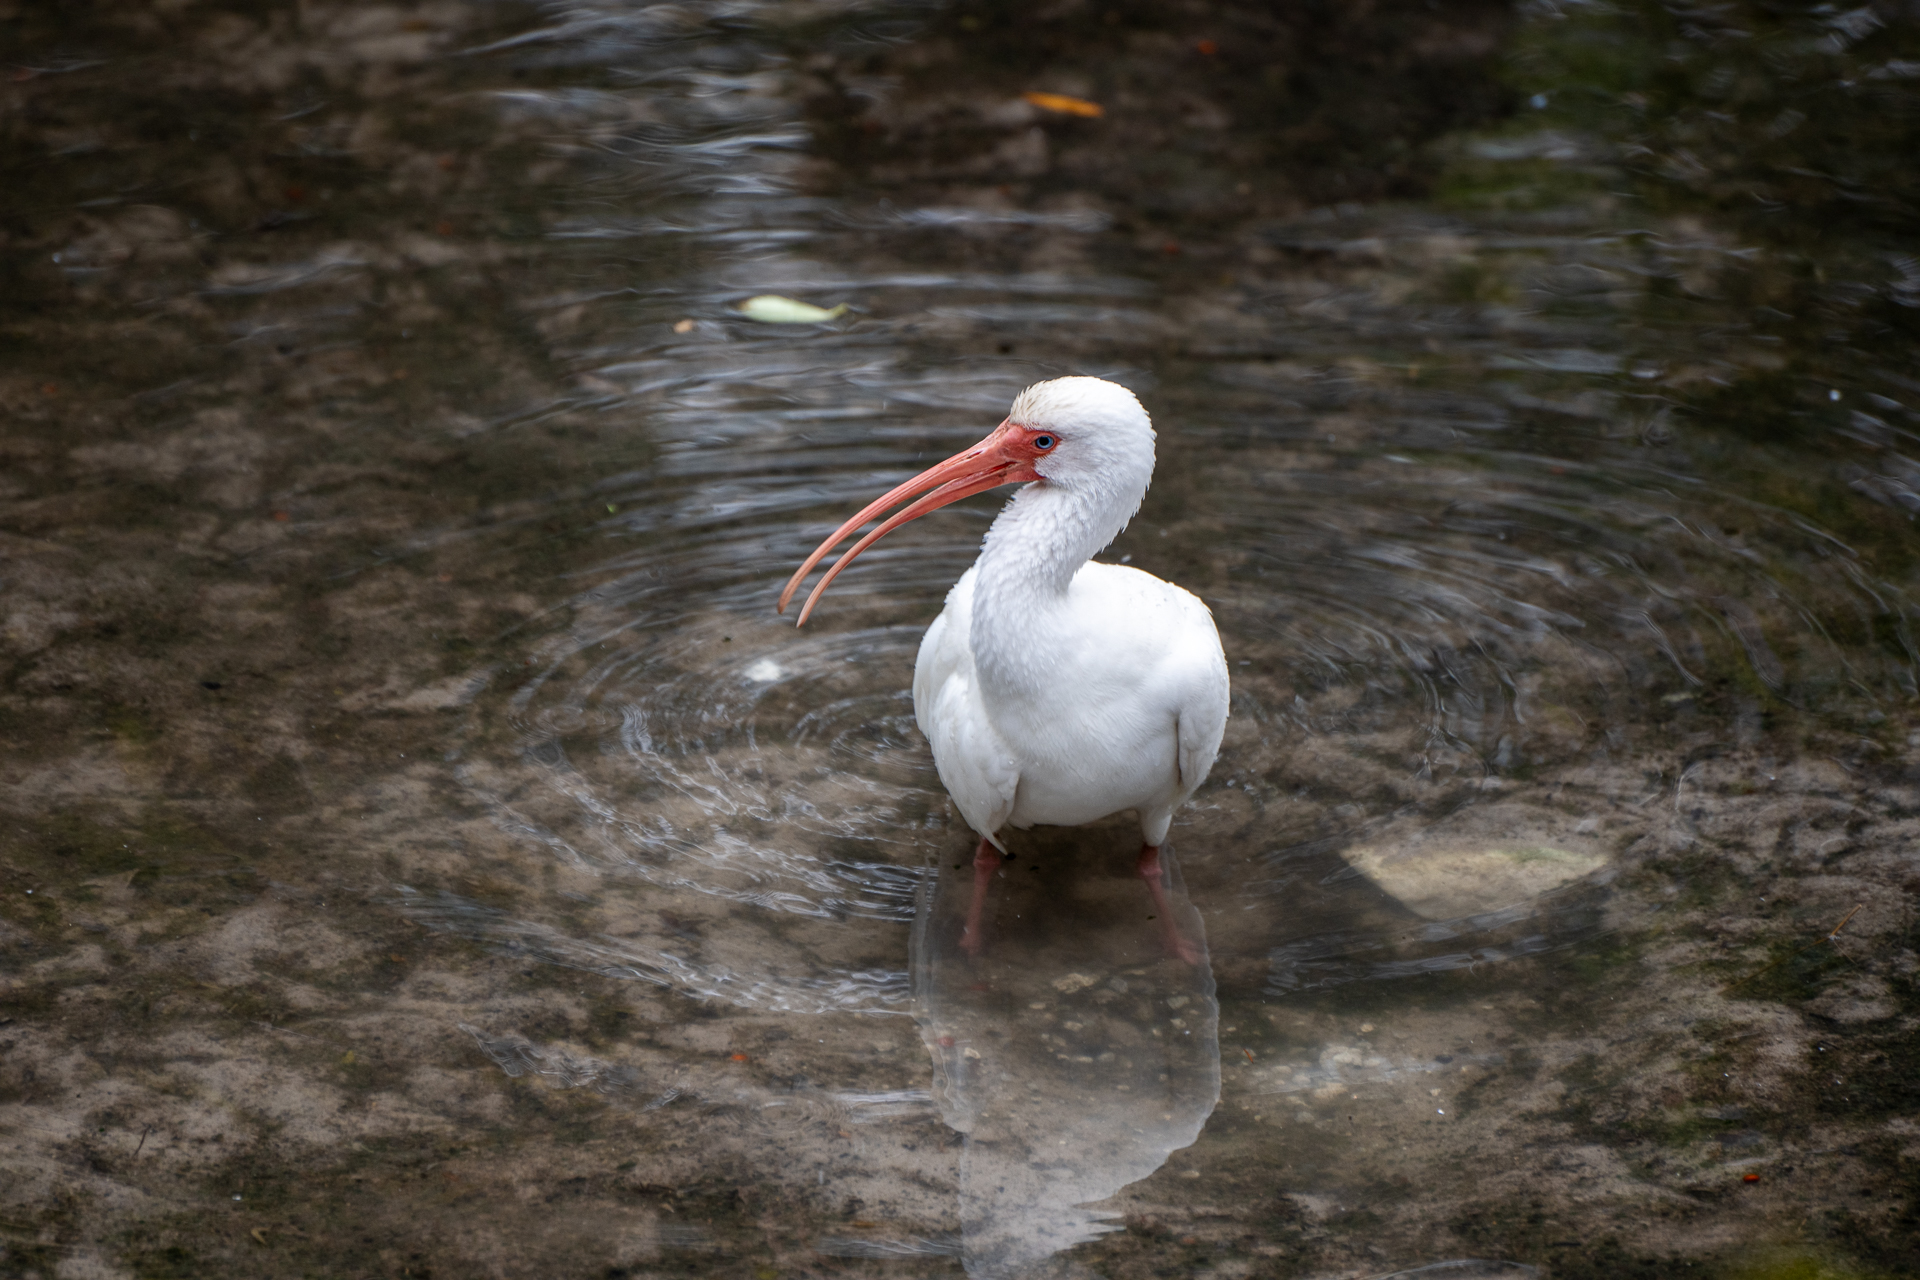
[
  {"x1": 1007, "y1": 376, "x2": 1156, "y2": 500},
  {"x1": 975, "y1": 377, "x2": 1158, "y2": 600}
]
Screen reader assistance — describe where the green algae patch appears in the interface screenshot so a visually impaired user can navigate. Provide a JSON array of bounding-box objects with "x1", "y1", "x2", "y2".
[{"x1": 1725, "y1": 1251, "x2": 1897, "y2": 1280}]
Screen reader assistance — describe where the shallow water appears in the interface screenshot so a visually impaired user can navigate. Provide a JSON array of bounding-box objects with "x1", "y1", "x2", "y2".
[{"x1": 4, "y1": 1, "x2": 1919, "y2": 1277}]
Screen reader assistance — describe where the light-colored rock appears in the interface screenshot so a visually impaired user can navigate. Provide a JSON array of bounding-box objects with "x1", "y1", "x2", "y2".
[{"x1": 1344, "y1": 804, "x2": 1612, "y2": 919}]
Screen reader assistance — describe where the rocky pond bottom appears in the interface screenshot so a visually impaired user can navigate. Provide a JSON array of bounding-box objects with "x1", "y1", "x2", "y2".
[{"x1": 3, "y1": 1, "x2": 1918, "y2": 1278}]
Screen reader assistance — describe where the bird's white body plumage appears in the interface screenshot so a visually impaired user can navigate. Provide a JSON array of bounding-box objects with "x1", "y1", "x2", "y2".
[
  {"x1": 913, "y1": 560, "x2": 1227, "y2": 848},
  {"x1": 907, "y1": 378, "x2": 1229, "y2": 850}
]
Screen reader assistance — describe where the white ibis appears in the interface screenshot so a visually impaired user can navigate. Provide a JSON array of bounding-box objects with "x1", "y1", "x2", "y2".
[{"x1": 778, "y1": 377, "x2": 1229, "y2": 961}]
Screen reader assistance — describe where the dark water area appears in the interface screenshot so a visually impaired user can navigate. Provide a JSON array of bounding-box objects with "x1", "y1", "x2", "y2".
[{"x1": 3, "y1": 2, "x2": 1919, "y2": 1278}]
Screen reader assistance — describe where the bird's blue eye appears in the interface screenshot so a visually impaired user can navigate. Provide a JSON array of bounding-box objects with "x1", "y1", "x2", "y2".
[{"x1": 1034, "y1": 435, "x2": 1055, "y2": 450}]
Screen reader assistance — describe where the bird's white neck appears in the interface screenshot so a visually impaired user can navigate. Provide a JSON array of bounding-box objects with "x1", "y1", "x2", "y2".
[{"x1": 969, "y1": 473, "x2": 1145, "y2": 692}]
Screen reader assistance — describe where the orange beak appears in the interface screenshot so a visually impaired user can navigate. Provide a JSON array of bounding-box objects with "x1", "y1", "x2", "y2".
[{"x1": 778, "y1": 420, "x2": 1046, "y2": 626}]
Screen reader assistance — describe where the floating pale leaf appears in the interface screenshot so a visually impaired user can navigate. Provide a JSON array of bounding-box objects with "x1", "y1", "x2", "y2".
[
  {"x1": 1022, "y1": 91, "x2": 1104, "y2": 118},
  {"x1": 738, "y1": 295, "x2": 848, "y2": 323}
]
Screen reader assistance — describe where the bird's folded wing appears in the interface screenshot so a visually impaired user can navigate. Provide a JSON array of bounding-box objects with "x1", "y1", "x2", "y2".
[
  {"x1": 913, "y1": 570, "x2": 1018, "y2": 847},
  {"x1": 927, "y1": 670, "x2": 1020, "y2": 849},
  {"x1": 1176, "y1": 698, "x2": 1226, "y2": 798},
  {"x1": 1173, "y1": 602, "x2": 1230, "y2": 798},
  {"x1": 912, "y1": 569, "x2": 972, "y2": 738}
]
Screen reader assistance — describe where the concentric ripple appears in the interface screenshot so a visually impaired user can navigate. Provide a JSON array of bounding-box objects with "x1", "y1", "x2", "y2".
[{"x1": 399, "y1": 0, "x2": 1920, "y2": 1039}]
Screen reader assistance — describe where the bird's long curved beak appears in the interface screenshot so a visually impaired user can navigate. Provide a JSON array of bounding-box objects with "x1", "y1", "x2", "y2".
[{"x1": 778, "y1": 420, "x2": 1040, "y2": 626}]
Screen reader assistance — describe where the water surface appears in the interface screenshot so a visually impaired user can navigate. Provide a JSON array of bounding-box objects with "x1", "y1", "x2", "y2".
[{"x1": 3, "y1": 2, "x2": 1918, "y2": 1278}]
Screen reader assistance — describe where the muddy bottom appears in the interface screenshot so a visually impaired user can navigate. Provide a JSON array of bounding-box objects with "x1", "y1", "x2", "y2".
[{"x1": 3, "y1": 2, "x2": 1918, "y2": 1279}]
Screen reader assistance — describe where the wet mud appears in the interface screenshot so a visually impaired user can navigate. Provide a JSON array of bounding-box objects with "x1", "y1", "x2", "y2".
[{"x1": 3, "y1": 2, "x2": 1919, "y2": 1279}]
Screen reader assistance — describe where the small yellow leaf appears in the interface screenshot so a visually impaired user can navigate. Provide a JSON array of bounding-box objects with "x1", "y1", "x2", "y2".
[
  {"x1": 251, "y1": 1229, "x2": 269, "y2": 1245},
  {"x1": 1022, "y1": 91, "x2": 1104, "y2": 118},
  {"x1": 341, "y1": 1050, "x2": 355, "y2": 1066}
]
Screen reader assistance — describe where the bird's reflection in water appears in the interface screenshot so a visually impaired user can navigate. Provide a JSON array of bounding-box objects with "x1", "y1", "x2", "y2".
[{"x1": 911, "y1": 821, "x2": 1220, "y2": 1279}]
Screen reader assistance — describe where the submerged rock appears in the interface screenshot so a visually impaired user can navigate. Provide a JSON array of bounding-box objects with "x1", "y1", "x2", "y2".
[{"x1": 1345, "y1": 807, "x2": 1612, "y2": 920}]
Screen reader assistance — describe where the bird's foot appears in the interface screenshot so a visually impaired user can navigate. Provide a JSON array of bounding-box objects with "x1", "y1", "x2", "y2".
[
  {"x1": 1139, "y1": 843, "x2": 1203, "y2": 966},
  {"x1": 958, "y1": 836, "x2": 1003, "y2": 959},
  {"x1": 1160, "y1": 925, "x2": 1202, "y2": 966}
]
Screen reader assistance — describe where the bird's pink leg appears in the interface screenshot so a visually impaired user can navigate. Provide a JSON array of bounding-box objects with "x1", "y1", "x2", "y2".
[
  {"x1": 1137, "y1": 844, "x2": 1201, "y2": 965},
  {"x1": 959, "y1": 836, "x2": 1003, "y2": 958}
]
